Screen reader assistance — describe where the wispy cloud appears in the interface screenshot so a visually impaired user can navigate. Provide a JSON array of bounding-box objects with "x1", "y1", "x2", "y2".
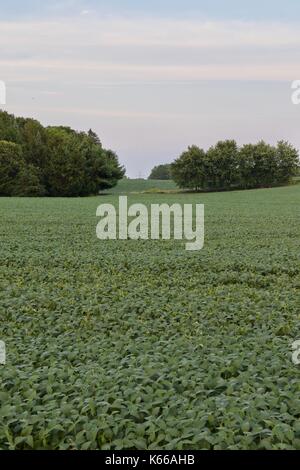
[
  {"x1": 1, "y1": 17, "x2": 300, "y2": 82},
  {"x1": 1, "y1": 14, "x2": 300, "y2": 176},
  {"x1": 1, "y1": 17, "x2": 300, "y2": 47}
]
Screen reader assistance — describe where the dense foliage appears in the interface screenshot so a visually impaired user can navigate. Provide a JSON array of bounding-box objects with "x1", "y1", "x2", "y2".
[
  {"x1": 171, "y1": 140, "x2": 299, "y2": 191},
  {"x1": 148, "y1": 164, "x2": 171, "y2": 180},
  {"x1": 0, "y1": 185, "x2": 300, "y2": 450},
  {"x1": 0, "y1": 111, "x2": 125, "y2": 197}
]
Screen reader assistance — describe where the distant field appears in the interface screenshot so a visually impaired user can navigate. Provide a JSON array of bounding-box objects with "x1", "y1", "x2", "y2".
[
  {"x1": 101, "y1": 178, "x2": 178, "y2": 194},
  {"x1": 102, "y1": 177, "x2": 300, "y2": 195},
  {"x1": 0, "y1": 185, "x2": 300, "y2": 450}
]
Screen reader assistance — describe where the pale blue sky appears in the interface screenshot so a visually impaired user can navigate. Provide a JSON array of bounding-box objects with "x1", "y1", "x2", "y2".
[
  {"x1": 1, "y1": 1, "x2": 300, "y2": 176},
  {"x1": 3, "y1": 0, "x2": 300, "y2": 20}
]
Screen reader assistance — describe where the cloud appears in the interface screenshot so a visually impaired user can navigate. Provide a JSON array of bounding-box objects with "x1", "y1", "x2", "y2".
[
  {"x1": 0, "y1": 17, "x2": 300, "y2": 83},
  {"x1": 1, "y1": 14, "x2": 300, "y2": 176},
  {"x1": 1, "y1": 17, "x2": 300, "y2": 47}
]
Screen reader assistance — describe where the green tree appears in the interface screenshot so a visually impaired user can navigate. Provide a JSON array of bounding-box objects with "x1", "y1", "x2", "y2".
[
  {"x1": 88, "y1": 129, "x2": 102, "y2": 147},
  {"x1": 84, "y1": 144, "x2": 125, "y2": 194},
  {"x1": 171, "y1": 140, "x2": 299, "y2": 192},
  {"x1": 149, "y1": 164, "x2": 171, "y2": 180},
  {"x1": 13, "y1": 165, "x2": 46, "y2": 197},
  {"x1": 45, "y1": 127, "x2": 125, "y2": 196},
  {"x1": 239, "y1": 141, "x2": 278, "y2": 188},
  {"x1": 97, "y1": 149, "x2": 125, "y2": 190},
  {"x1": 17, "y1": 117, "x2": 48, "y2": 168},
  {"x1": 275, "y1": 141, "x2": 299, "y2": 184},
  {"x1": 171, "y1": 146, "x2": 206, "y2": 191},
  {"x1": 0, "y1": 111, "x2": 22, "y2": 143},
  {"x1": 45, "y1": 127, "x2": 88, "y2": 196},
  {"x1": 0, "y1": 110, "x2": 125, "y2": 197},
  {"x1": 0, "y1": 141, "x2": 24, "y2": 196},
  {"x1": 206, "y1": 140, "x2": 239, "y2": 189}
]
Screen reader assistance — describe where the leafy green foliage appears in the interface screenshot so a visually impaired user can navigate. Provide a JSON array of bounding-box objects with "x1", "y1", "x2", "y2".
[
  {"x1": 206, "y1": 140, "x2": 239, "y2": 189},
  {"x1": 171, "y1": 140, "x2": 299, "y2": 191},
  {"x1": 12, "y1": 164, "x2": 46, "y2": 197},
  {"x1": 149, "y1": 164, "x2": 172, "y2": 180},
  {"x1": 0, "y1": 111, "x2": 125, "y2": 197},
  {"x1": 171, "y1": 146, "x2": 206, "y2": 191},
  {"x1": 0, "y1": 185, "x2": 299, "y2": 450},
  {"x1": 0, "y1": 141, "x2": 24, "y2": 196}
]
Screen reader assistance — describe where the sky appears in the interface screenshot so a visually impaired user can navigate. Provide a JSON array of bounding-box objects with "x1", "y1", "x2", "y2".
[{"x1": 1, "y1": 1, "x2": 300, "y2": 177}]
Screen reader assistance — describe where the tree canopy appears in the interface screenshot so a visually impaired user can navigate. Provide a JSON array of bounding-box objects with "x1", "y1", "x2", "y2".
[
  {"x1": 148, "y1": 164, "x2": 171, "y2": 180},
  {"x1": 0, "y1": 111, "x2": 125, "y2": 197},
  {"x1": 171, "y1": 140, "x2": 299, "y2": 191}
]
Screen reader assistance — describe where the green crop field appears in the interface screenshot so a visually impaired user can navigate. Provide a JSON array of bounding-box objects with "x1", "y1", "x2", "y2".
[
  {"x1": 101, "y1": 178, "x2": 178, "y2": 194},
  {"x1": 0, "y1": 184, "x2": 300, "y2": 450}
]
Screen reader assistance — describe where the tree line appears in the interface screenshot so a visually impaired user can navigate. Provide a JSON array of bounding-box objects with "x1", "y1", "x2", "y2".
[
  {"x1": 148, "y1": 164, "x2": 171, "y2": 180},
  {"x1": 149, "y1": 140, "x2": 299, "y2": 191},
  {"x1": 0, "y1": 110, "x2": 125, "y2": 197}
]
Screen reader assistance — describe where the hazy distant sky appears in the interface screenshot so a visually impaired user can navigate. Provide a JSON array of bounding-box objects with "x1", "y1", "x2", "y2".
[{"x1": 1, "y1": 0, "x2": 300, "y2": 176}]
